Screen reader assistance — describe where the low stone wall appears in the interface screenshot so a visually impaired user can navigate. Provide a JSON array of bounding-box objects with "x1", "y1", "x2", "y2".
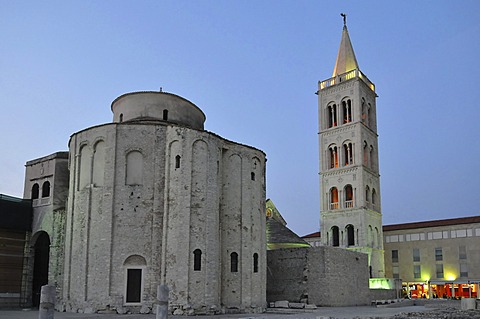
[
  {"x1": 267, "y1": 246, "x2": 372, "y2": 307},
  {"x1": 370, "y1": 288, "x2": 398, "y2": 302}
]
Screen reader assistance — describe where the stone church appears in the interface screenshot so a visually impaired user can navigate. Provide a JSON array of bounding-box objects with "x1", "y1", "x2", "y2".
[
  {"x1": 12, "y1": 18, "x2": 395, "y2": 315},
  {"x1": 23, "y1": 91, "x2": 266, "y2": 314}
]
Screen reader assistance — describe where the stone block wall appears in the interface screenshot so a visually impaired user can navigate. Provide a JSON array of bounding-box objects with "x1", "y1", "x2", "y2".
[{"x1": 267, "y1": 246, "x2": 372, "y2": 307}]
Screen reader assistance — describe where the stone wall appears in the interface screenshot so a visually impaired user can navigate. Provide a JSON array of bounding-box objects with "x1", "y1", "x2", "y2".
[{"x1": 267, "y1": 246, "x2": 372, "y2": 307}]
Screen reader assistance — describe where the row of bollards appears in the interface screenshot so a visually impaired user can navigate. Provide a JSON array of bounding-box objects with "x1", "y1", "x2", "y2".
[{"x1": 38, "y1": 284, "x2": 169, "y2": 319}]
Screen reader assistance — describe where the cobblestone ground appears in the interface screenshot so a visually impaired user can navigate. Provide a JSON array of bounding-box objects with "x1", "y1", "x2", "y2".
[{"x1": 393, "y1": 308, "x2": 480, "y2": 319}]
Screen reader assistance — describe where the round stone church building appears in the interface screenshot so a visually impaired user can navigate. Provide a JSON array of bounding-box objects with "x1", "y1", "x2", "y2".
[{"x1": 62, "y1": 91, "x2": 266, "y2": 314}]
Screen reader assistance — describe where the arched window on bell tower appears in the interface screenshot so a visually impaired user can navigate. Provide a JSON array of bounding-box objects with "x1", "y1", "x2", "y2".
[
  {"x1": 327, "y1": 103, "x2": 337, "y2": 128},
  {"x1": 363, "y1": 141, "x2": 369, "y2": 166},
  {"x1": 344, "y1": 184, "x2": 353, "y2": 208},
  {"x1": 361, "y1": 98, "x2": 367, "y2": 126},
  {"x1": 343, "y1": 142, "x2": 353, "y2": 166},
  {"x1": 346, "y1": 224, "x2": 355, "y2": 247},
  {"x1": 342, "y1": 99, "x2": 352, "y2": 124},
  {"x1": 330, "y1": 187, "x2": 339, "y2": 210},
  {"x1": 329, "y1": 145, "x2": 339, "y2": 169},
  {"x1": 331, "y1": 226, "x2": 340, "y2": 247}
]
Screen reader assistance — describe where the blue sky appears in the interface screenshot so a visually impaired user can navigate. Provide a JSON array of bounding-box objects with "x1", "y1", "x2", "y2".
[{"x1": 1, "y1": 1, "x2": 479, "y2": 236}]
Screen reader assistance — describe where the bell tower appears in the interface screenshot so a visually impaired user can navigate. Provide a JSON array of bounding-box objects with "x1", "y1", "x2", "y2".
[{"x1": 317, "y1": 16, "x2": 384, "y2": 278}]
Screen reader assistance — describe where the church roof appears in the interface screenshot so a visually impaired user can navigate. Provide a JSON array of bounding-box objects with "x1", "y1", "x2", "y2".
[{"x1": 332, "y1": 24, "x2": 360, "y2": 77}]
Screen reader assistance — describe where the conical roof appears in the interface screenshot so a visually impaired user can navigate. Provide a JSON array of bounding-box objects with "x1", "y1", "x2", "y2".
[{"x1": 332, "y1": 25, "x2": 359, "y2": 77}]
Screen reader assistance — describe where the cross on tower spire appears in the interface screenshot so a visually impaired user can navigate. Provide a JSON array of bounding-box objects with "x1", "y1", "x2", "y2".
[{"x1": 341, "y1": 13, "x2": 347, "y2": 26}]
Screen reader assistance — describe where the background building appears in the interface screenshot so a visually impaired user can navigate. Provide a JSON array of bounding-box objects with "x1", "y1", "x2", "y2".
[
  {"x1": 0, "y1": 194, "x2": 32, "y2": 308},
  {"x1": 317, "y1": 20, "x2": 384, "y2": 278},
  {"x1": 383, "y1": 216, "x2": 480, "y2": 299}
]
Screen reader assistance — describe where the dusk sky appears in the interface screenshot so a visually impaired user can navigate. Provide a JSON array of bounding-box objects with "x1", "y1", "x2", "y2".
[{"x1": 1, "y1": 1, "x2": 479, "y2": 236}]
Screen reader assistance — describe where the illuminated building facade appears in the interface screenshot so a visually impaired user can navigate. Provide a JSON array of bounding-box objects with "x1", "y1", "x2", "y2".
[
  {"x1": 317, "y1": 19, "x2": 385, "y2": 277},
  {"x1": 383, "y1": 216, "x2": 480, "y2": 299}
]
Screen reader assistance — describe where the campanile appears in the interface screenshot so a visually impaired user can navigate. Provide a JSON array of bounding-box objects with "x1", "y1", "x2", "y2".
[{"x1": 317, "y1": 17, "x2": 384, "y2": 277}]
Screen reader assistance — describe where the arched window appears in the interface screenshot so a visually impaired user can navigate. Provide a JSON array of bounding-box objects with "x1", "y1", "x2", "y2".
[
  {"x1": 230, "y1": 252, "x2": 238, "y2": 272},
  {"x1": 372, "y1": 189, "x2": 377, "y2": 206},
  {"x1": 370, "y1": 146, "x2": 375, "y2": 170},
  {"x1": 193, "y1": 249, "x2": 202, "y2": 271},
  {"x1": 78, "y1": 145, "x2": 92, "y2": 190},
  {"x1": 363, "y1": 141, "x2": 368, "y2": 166},
  {"x1": 365, "y1": 185, "x2": 370, "y2": 203},
  {"x1": 344, "y1": 185, "x2": 353, "y2": 208},
  {"x1": 374, "y1": 227, "x2": 379, "y2": 248},
  {"x1": 361, "y1": 98, "x2": 367, "y2": 125},
  {"x1": 368, "y1": 103, "x2": 374, "y2": 129},
  {"x1": 342, "y1": 99, "x2": 352, "y2": 124},
  {"x1": 119, "y1": 113, "x2": 124, "y2": 122},
  {"x1": 32, "y1": 183, "x2": 39, "y2": 200},
  {"x1": 368, "y1": 225, "x2": 374, "y2": 247},
  {"x1": 327, "y1": 103, "x2": 337, "y2": 128},
  {"x1": 331, "y1": 226, "x2": 339, "y2": 247},
  {"x1": 41, "y1": 181, "x2": 50, "y2": 198},
  {"x1": 329, "y1": 146, "x2": 338, "y2": 169},
  {"x1": 175, "y1": 155, "x2": 181, "y2": 169},
  {"x1": 126, "y1": 151, "x2": 144, "y2": 185},
  {"x1": 251, "y1": 172, "x2": 255, "y2": 181},
  {"x1": 346, "y1": 224, "x2": 355, "y2": 246},
  {"x1": 330, "y1": 187, "x2": 339, "y2": 210},
  {"x1": 93, "y1": 141, "x2": 105, "y2": 187},
  {"x1": 343, "y1": 142, "x2": 353, "y2": 166},
  {"x1": 163, "y1": 109, "x2": 168, "y2": 120},
  {"x1": 253, "y1": 253, "x2": 258, "y2": 273}
]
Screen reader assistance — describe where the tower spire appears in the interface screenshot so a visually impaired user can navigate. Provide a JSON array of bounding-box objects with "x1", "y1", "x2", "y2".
[{"x1": 332, "y1": 13, "x2": 359, "y2": 77}]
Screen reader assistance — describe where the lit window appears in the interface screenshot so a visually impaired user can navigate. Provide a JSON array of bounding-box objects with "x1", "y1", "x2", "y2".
[
  {"x1": 330, "y1": 187, "x2": 339, "y2": 210},
  {"x1": 329, "y1": 146, "x2": 339, "y2": 169},
  {"x1": 327, "y1": 103, "x2": 337, "y2": 128},
  {"x1": 342, "y1": 99, "x2": 352, "y2": 124},
  {"x1": 344, "y1": 185, "x2": 353, "y2": 208},
  {"x1": 343, "y1": 142, "x2": 353, "y2": 166}
]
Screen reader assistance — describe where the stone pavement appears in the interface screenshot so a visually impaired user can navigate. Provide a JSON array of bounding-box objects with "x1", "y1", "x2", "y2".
[{"x1": 0, "y1": 305, "x2": 434, "y2": 319}]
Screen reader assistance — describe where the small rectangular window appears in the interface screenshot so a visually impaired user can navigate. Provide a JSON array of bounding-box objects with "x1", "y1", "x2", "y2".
[
  {"x1": 435, "y1": 248, "x2": 443, "y2": 261},
  {"x1": 459, "y1": 245, "x2": 467, "y2": 260},
  {"x1": 436, "y1": 264, "x2": 444, "y2": 278},
  {"x1": 413, "y1": 248, "x2": 420, "y2": 262},
  {"x1": 391, "y1": 250, "x2": 398, "y2": 263},
  {"x1": 460, "y1": 263, "x2": 468, "y2": 277},
  {"x1": 413, "y1": 265, "x2": 421, "y2": 279},
  {"x1": 392, "y1": 266, "x2": 399, "y2": 279}
]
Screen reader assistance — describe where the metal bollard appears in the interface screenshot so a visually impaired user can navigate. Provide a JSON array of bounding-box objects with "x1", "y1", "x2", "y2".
[
  {"x1": 156, "y1": 284, "x2": 169, "y2": 319},
  {"x1": 38, "y1": 285, "x2": 56, "y2": 319}
]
